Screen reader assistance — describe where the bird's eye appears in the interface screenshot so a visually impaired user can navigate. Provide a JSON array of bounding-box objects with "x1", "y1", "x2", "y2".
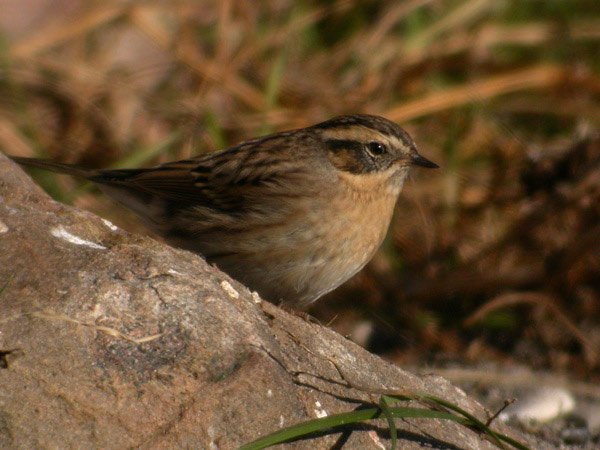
[{"x1": 366, "y1": 142, "x2": 386, "y2": 157}]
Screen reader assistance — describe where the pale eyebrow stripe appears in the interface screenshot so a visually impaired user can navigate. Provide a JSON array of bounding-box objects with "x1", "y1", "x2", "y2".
[{"x1": 318, "y1": 126, "x2": 390, "y2": 143}]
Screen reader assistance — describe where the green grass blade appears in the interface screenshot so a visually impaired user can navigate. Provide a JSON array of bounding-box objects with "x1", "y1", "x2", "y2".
[
  {"x1": 240, "y1": 406, "x2": 468, "y2": 450},
  {"x1": 379, "y1": 395, "x2": 397, "y2": 450},
  {"x1": 202, "y1": 109, "x2": 227, "y2": 151},
  {"x1": 417, "y1": 393, "x2": 506, "y2": 450},
  {"x1": 110, "y1": 130, "x2": 183, "y2": 169},
  {"x1": 380, "y1": 392, "x2": 532, "y2": 450},
  {"x1": 260, "y1": 50, "x2": 286, "y2": 136},
  {"x1": 0, "y1": 276, "x2": 11, "y2": 297}
]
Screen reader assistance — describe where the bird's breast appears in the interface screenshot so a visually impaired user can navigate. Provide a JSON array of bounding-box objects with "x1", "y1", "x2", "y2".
[{"x1": 322, "y1": 185, "x2": 398, "y2": 273}]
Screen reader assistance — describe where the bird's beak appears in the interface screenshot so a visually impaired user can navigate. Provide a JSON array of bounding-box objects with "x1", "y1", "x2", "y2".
[{"x1": 410, "y1": 153, "x2": 439, "y2": 169}]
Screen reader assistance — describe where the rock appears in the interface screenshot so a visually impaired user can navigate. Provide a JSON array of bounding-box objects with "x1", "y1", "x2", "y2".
[{"x1": 0, "y1": 152, "x2": 555, "y2": 449}]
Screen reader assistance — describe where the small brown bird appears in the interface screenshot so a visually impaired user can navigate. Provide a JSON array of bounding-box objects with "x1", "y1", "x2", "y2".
[{"x1": 11, "y1": 114, "x2": 437, "y2": 307}]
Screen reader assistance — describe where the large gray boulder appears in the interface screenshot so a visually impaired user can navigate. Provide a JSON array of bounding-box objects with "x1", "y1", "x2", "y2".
[{"x1": 0, "y1": 152, "x2": 552, "y2": 449}]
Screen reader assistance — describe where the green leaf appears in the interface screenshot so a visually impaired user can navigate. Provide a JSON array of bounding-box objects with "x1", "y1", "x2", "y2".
[{"x1": 379, "y1": 395, "x2": 397, "y2": 450}]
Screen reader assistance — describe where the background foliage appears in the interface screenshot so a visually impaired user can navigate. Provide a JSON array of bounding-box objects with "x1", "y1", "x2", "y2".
[{"x1": 1, "y1": 0, "x2": 599, "y2": 380}]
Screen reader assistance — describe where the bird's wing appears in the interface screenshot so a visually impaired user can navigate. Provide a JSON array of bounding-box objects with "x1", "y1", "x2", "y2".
[{"x1": 92, "y1": 133, "x2": 314, "y2": 215}]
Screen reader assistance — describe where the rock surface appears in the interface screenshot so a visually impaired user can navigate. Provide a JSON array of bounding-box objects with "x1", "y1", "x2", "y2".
[{"x1": 0, "y1": 151, "x2": 555, "y2": 450}]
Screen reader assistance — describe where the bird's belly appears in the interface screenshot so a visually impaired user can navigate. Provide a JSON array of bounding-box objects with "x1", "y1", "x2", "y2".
[
  {"x1": 202, "y1": 198, "x2": 394, "y2": 306},
  {"x1": 169, "y1": 193, "x2": 397, "y2": 306}
]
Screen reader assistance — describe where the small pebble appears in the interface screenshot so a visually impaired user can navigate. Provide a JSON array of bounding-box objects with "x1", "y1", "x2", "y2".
[
  {"x1": 220, "y1": 280, "x2": 239, "y2": 299},
  {"x1": 101, "y1": 218, "x2": 118, "y2": 231},
  {"x1": 499, "y1": 387, "x2": 575, "y2": 423}
]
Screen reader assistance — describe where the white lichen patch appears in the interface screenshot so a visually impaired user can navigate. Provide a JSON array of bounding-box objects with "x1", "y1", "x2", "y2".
[
  {"x1": 167, "y1": 269, "x2": 184, "y2": 276},
  {"x1": 50, "y1": 225, "x2": 107, "y2": 250},
  {"x1": 367, "y1": 430, "x2": 386, "y2": 450},
  {"x1": 101, "y1": 218, "x2": 119, "y2": 231},
  {"x1": 279, "y1": 415, "x2": 285, "y2": 427},
  {"x1": 314, "y1": 401, "x2": 328, "y2": 418},
  {"x1": 90, "y1": 302, "x2": 105, "y2": 319},
  {"x1": 220, "y1": 280, "x2": 239, "y2": 299},
  {"x1": 207, "y1": 425, "x2": 219, "y2": 450},
  {"x1": 251, "y1": 291, "x2": 262, "y2": 304},
  {"x1": 0, "y1": 220, "x2": 8, "y2": 234}
]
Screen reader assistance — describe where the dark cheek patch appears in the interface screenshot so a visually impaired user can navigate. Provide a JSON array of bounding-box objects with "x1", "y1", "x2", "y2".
[{"x1": 325, "y1": 139, "x2": 378, "y2": 174}]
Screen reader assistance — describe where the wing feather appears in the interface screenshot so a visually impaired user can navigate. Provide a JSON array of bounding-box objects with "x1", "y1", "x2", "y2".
[{"x1": 90, "y1": 132, "x2": 316, "y2": 218}]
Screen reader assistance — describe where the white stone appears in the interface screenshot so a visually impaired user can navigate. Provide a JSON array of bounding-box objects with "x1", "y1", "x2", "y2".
[
  {"x1": 220, "y1": 280, "x2": 239, "y2": 299},
  {"x1": 50, "y1": 226, "x2": 107, "y2": 250}
]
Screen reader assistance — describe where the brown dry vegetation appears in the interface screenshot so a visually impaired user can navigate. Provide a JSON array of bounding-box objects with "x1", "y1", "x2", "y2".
[{"x1": 1, "y1": 0, "x2": 599, "y2": 380}]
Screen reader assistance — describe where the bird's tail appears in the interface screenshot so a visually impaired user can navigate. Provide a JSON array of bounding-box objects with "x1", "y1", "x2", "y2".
[
  {"x1": 10, "y1": 156, "x2": 96, "y2": 180},
  {"x1": 10, "y1": 155, "x2": 168, "y2": 231}
]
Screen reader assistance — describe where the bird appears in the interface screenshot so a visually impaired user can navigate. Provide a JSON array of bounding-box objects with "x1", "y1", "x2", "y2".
[{"x1": 11, "y1": 114, "x2": 438, "y2": 308}]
